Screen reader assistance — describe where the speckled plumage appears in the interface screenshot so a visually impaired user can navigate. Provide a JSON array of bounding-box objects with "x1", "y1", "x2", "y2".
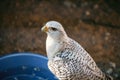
[{"x1": 41, "y1": 21, "x2": 113, "y2": 80}]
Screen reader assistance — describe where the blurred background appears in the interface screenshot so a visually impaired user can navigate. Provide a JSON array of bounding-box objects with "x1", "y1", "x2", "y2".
[{"x1": 0, "y1": 0, "x2": 120, "y2": 79}]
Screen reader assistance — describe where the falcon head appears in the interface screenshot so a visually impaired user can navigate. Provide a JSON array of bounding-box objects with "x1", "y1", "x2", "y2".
[{"x1": 41, "y1": 21, "x2": 68, "y2": 40}]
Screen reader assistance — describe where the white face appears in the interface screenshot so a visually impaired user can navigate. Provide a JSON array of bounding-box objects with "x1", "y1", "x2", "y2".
[{"x1": 41, "y1": 21, "x2": 67, "y2": 39}]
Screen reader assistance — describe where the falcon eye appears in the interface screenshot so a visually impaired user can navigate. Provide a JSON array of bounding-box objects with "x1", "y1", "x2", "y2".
[{"x1": 51, "y1": 27, "x2": 57, "y2": 31}]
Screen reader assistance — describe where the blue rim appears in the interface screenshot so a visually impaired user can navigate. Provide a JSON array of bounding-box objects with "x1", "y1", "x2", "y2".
[{"x1": 0, "y1": 52, "x2": 47, "y2": 60}]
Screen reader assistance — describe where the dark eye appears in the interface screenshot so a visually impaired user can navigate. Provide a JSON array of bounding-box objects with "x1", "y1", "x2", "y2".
[{"x1": 51, "y1": 27, "x2": 57, "y2": 31}]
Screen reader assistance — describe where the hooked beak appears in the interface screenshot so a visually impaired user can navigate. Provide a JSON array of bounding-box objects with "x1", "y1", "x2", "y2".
[{"x1": 41, "y1": 26, "x2": 48, "y2": 32}]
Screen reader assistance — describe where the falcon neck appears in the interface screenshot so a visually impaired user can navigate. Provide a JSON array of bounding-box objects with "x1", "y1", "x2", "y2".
[
  {"x1": 46, "y1": 34, "x2": 69, "y2": 60},
  {"x1": 47, "y1": 33, "x2": 68, "y2": 42}
]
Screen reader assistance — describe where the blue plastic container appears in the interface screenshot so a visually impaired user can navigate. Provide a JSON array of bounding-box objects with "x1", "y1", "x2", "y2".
[{"x1": 0, "y1": 53, "x2": 58, "y2": 80}]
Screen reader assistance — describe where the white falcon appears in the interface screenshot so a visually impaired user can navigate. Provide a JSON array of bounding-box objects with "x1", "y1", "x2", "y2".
[{"x1": 41, "y1": 21, "x2": 113, "y2": 80}]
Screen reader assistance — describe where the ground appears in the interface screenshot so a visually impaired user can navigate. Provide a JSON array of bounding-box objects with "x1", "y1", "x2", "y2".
[{"x1": 0, "y1": 0, "x2": 120, "y2": 79}]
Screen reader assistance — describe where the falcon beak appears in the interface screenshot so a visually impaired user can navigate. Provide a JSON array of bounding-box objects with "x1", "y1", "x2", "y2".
[{"x1": 41, "y1": 26, "x2": 48, "y2": 32}]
